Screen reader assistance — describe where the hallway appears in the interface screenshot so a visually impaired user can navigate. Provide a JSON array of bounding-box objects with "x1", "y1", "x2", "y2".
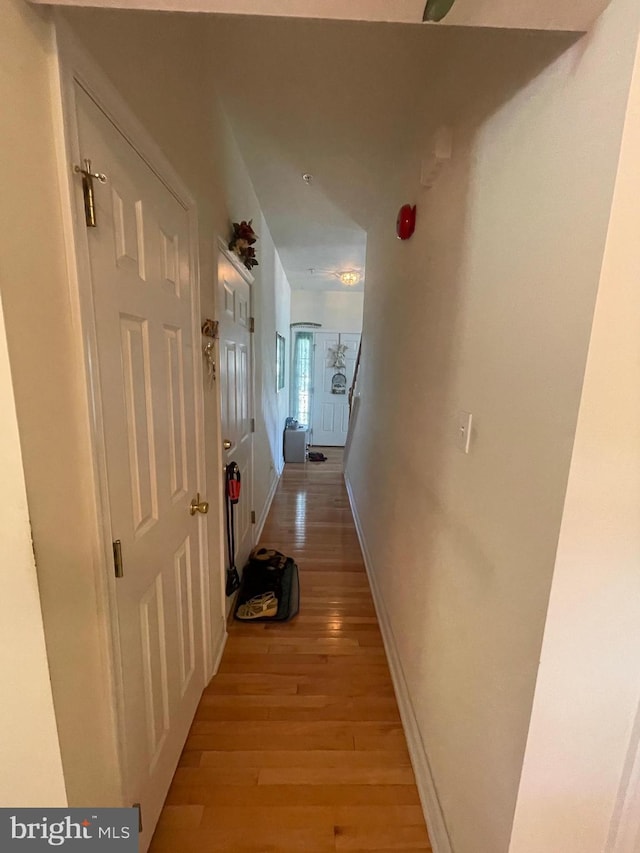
[{"x1": 149, "y1": 449, "x2": 431, "y2": 852}]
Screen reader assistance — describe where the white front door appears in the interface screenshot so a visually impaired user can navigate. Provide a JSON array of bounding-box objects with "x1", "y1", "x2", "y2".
[
  {"x1": 76, "y1": 85, "x2": 205, "y2": 846},
  {"x1": 311, "y1": 331, "x2": 361, "y2": 446},
  {"x1": 217, "y1": 248, "x2": 254, "y2": 574}
]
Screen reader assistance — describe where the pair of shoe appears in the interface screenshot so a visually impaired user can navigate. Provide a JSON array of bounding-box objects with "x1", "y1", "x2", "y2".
[
  {"x1": 236, "y1": 591, "x2": 278, "y2": 620},
  {"x1": 249, "y1": 547, "x2": 287, "y2": 571}
]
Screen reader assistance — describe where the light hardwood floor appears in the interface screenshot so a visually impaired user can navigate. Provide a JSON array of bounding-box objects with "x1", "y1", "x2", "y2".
[{"x1": 150, "y1": 448, "x2": 431, "y2": 852}]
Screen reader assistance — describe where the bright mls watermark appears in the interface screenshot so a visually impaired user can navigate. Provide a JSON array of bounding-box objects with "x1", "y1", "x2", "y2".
[{"x1": 0, "y1": 809, "x2": 138, "y2": 850}]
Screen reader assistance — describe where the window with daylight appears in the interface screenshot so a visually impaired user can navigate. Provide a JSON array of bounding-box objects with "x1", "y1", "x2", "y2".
[
  {"x1": 276, "y1": 333, "x2": 286, "y2": 392},
  {"x1": 291, "y1": 331, "x2": 313, "y2": 426}
]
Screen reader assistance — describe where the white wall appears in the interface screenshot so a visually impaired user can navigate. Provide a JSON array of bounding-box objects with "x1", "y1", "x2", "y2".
[
  {"x1": 509, "y1": 25, "x2": 640, "y2": 853},
  {"x1": 0, "y1": 294, "x2": 67, "y2": 807},
  {"x1": 345, "y1": 0, "x2": 640, "y2": 850},
  {"x1": 221, "y1": 114, "x2": 292, "y2": 506},
  {"x1": 291, "y1": 290, "x2": 363, "y2": 333}
]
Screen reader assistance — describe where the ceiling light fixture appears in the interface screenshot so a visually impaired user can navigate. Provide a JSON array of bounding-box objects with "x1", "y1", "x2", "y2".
[
  {"x1": 302, "y1": 173, "x2": 314, "y2": 184},
  {"x1": 337, "y1": 270, "x2": 361, "y2": 287},
  {"x1": 307, "y1": 267, "x2": 363, "y2": 287}
]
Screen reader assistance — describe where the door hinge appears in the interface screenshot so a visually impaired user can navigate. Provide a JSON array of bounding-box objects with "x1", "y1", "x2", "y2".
[
  {"x1": 249, "y1": 317, "x2": 255, "y2": 333},
  {"x1": 250, "y1": 417, "x2": 255, "y2": 433},
  {"x1": 251, "y1": 510, "x2": 256, "y2": 524},
  {"x1": 113, "y1": 539, "x2": 124, "y2": 578},
  {"x1": 74, "y1": 159, "x2": 107, "y2": 228}
]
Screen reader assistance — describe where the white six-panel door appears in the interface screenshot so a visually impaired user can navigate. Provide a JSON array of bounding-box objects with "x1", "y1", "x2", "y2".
[
  {"x1": 217, "y1": 249, "x2": 254, "y2": 572},
  {"x1": 310, "y1": 331, "x2": 361, "y2": 447},
  {"x1": 76, "y1": 84, "x2": 205, "y2": 846}
]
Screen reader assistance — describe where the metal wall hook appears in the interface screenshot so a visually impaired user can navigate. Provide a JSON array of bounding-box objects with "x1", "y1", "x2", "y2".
[
  {"x1": 74, "y1": 158, "x2": 107, "y2": 227},
  {"x1": 74, "y1": 158, "x2": 108, "y2": 183}
]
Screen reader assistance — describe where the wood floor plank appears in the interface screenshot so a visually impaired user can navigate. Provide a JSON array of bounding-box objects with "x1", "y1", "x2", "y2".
[
  {"x1": 217, "y1": 653, "x2": 331, "y2": 675},
  {"x1": 164, "y1": 784, "x2": 422, "y2": 808},
  {"x1": 151, "y1": 825, "x2": 335, "y2": 853},
  {"x1": 332, "y1": 805, "x2": 427, "y2": 826},
  {"x1": 334, "y1": 823, "x2": 432, "y2": 852},
  {"x1": 255, "y1": 636, "x2": 362, "y2": 648},
  {"x1": 297, "y1": 680, "x2": 396, "y2": 697},
  {"x1": 199, "y1": 750, "x2": 411, "y2": 769},
  {"x1": 177, "y1": 751, "x2": 203, "y2": 767},
  {"x1": 266, "y1": 643, "x2": 386, "y2": 657},
  {"x1": 203, "y1": 673, "x2": 299, "y2": 695},
  {"x1": 150, "y1": 448, "x2": 429, "y2": 852},
  {"x1": 155, "y1": 805, "x2": 204, "y2": 831},
  {"x1": 185, "y1": 724, "x2": 355, "y2": 752},
  {"x1": 218, "y1": 655, "x2": 390, "y2": 678},
  {"x1": 171, "y1": 767, "x2": 259, "y2": 787},
  {"x1": 266, "y1": 698, "x2": 401, "y2": 723},
  {"x1": 194, "y1": 703, "x2": 271, "y2": 722},
  {"x1": 258, "y1": 766, "x2": 417, "y2": 786},
  {"x1": 199, "y1": 804, "x2": 335, "y2": 829}
]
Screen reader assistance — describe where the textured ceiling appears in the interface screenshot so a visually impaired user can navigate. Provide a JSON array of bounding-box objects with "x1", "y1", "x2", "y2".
[
  {"x1": 56, "y1": 6, "x2": 579, "y2": 294},
  {"x1": 209, "y1": 15, "x2": 575, "y2": 291}
]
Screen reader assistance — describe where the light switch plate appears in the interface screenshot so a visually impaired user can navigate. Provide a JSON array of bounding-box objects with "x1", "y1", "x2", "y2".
[{"x1": 457, "y1": 411, "x2": 473, "y2": 454}]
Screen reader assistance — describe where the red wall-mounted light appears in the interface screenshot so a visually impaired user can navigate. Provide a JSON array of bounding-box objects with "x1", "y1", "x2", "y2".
[{"x1": 396, "y1": 204, "x2": 417, "y2": 240}]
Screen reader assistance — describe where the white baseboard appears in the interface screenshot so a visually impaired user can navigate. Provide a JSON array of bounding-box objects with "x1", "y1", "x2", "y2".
[
  {"x1": 344, "y1": 473, "x2": 453, "y2": 853},
  {"x1": 255, "y1": 470, "x2": 281, "y2": 542},
  {"x1": 210, "y1": 618, "x2": 228, "y2": 678}
]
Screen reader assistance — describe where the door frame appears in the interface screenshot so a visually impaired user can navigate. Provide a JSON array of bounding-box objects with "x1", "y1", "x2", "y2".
[
  {"x1": 215, "y1": 237, "x2": 256, "y2": 579},
  {"x1": 51, "y1": 19, "x2": 214, "y2": 804},
  {"x1": 607, "y1": 696, "x2": 640, "y2": 852}
]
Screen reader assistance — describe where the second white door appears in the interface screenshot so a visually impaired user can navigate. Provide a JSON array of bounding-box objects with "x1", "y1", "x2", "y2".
[
  {"x1": 218, "y1": 249, "x2": 254, "y2": 572},
  {"x1": 311, "y1": 332, "x2": 361, "y2": 447}
]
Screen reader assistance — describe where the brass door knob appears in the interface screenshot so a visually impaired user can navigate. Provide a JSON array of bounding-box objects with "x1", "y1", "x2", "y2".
[
  {"x1": 223, "y1": 439, "x2": 233, "y2": 450},
  {"x1": 190, "y1": 493, "x2": 209, "y2": 516}
]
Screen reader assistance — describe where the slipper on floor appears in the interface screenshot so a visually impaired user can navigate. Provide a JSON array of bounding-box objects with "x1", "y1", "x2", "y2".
[{"x1": 236, "y1": 591, "x2": 278, "y2": 620}]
